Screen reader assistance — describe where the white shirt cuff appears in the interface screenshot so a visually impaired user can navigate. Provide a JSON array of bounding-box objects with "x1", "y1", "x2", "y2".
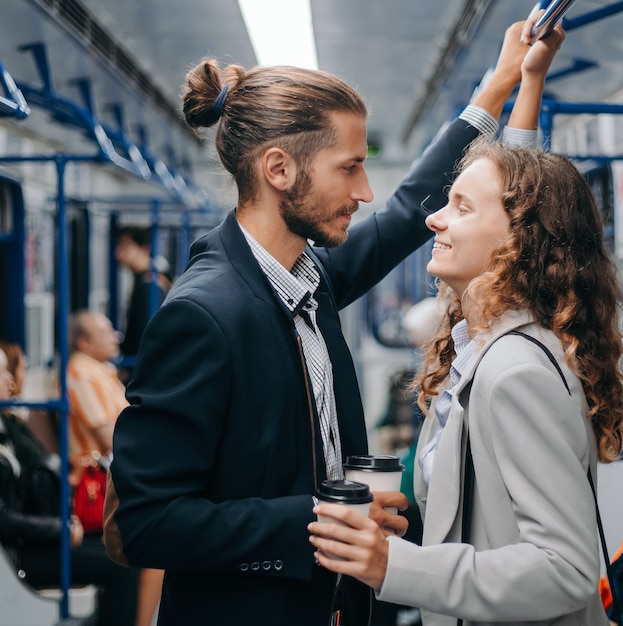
[
  {"x1": 501, "y1": 126, "x2": 540, "y2": 148},
  {"x1": 458, "y1": 105, "x2": 498, "y2": 139}
]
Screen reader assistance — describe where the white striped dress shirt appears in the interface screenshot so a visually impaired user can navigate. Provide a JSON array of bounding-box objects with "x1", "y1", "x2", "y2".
[{"x1": 239, "y1": 225, "x2": 344, "y2": 480}]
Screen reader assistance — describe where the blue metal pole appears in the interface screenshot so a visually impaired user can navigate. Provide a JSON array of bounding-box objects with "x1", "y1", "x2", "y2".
[
  {"x1": 504, "y1": 100, "x2": 623, "y2": 117},
  {"x1": 551, "y1": 101, "x2": 623, "y2": 115},
  {"x1": 108, "y1": 212, "x2": 120, "y2": 328},
  {"x1": 149, "y1": 199, "x2": 162, "y2": 318},
  {"x1": 55, "y1": 155, "x2": 72, "y2": 620},
  {"x1": 540, "y1": 100, "x2": 555, "y2": 151},
  {"x1": 563, "y1": 1, "x2": 623, "y2": 30}
]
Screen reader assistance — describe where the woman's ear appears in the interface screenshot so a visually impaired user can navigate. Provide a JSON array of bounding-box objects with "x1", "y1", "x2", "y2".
[{"x1": 262, "y1": 147, "x2": 296, "y2": 191}]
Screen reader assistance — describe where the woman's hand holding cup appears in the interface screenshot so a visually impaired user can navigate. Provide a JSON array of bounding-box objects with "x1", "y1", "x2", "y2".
[{"x1": 369, "y1": 491, "x2": 409, "y2": 537}]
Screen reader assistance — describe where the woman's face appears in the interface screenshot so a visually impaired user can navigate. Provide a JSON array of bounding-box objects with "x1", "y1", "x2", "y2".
[
  {"x1": 425, "y1": 158, "x2": 510, "y2": 297},
  {"x1": 0, "y1": 350, "x2": 15, "y2": 400}
]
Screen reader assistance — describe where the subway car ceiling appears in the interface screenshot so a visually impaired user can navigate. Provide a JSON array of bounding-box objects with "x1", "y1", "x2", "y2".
[{"x1": 1, "y1": 0, "x2": 623, "y2": 214}]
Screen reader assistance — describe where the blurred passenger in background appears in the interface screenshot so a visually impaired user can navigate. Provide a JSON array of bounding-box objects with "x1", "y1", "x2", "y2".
[
  {"x1": 66, "y1": 310, "x2": 163, "y2": 626},
  {"x1": 114, "y1": 226, "x2": 172, "y2": 383},
  {"x1": 67, "y1": 310, "x2": 127, "y2": 461},
  {"x1": 0, "y1": 340, "x2": 26, "y2": 398},
  {"x1": 0, "y1": 347, "x2": 138, "y2": 626}
]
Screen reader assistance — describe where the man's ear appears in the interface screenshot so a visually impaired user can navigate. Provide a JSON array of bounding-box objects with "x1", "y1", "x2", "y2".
[
  {"x1": 76, "y1": 334, "x2": 90, "y2": 354},
  {"x1": 262, "y1": 147, "x2": 296, "y2": 191}
]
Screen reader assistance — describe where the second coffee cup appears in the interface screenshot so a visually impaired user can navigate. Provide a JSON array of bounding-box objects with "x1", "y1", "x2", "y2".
[{"x1": 343, "y1": 455, "x2": 405, "y2": 514}]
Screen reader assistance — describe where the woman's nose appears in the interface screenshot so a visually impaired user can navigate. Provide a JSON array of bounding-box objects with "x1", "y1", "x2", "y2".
[{"x1": 425, "y1": 208, "x2": 445, "y2": 231}]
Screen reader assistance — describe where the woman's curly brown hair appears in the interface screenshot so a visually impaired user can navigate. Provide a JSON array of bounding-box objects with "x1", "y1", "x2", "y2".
[{"x1": 417, "y1": 138, "x2": 623, "y2": 462}]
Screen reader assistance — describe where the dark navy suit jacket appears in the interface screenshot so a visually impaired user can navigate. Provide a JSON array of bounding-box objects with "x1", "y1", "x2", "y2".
[{"x1": 110, "y1": 117, "x2": 481, "y2": 626}]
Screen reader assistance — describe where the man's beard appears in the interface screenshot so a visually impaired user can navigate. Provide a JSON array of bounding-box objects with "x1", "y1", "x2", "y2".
[{"x1": 280, "y1": 170, "x2": 357, "y2": 248}]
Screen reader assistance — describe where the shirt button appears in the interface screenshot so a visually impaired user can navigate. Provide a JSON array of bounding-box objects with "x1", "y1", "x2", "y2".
[
  {"x1": 262, "y1": 561, "x2": 272, "y2": 571},
  {"x1": 239, "y1": 563, "x2": 249, "y2": 572},
  {"x1": 274, "y1": 560, "x2": 284, "y2": 571},
  {"x1": 250, "y1": 562, "x2": 260, "y2": 571}
]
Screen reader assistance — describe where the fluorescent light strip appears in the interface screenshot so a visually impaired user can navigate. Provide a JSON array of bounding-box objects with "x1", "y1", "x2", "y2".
[{"x1": 238, "y1": 0, "x2": 318, "y2": 70}]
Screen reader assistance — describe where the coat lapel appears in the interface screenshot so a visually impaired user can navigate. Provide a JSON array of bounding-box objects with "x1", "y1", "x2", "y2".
[
  {"x1": 421, "y1": 396, "x2": 465, "y2": 544},
  {"x1": 420, "y1": 309, "x2": 535, "y2": 545}
]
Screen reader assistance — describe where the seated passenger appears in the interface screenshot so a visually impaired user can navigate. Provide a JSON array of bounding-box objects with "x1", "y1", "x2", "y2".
[
  {"x1": 66, "y1": 310, "x2": 127, "y2": 463},
  {"x1": 66, "y1": 310, "x2": 164, "y2": 626},
  {"x1": 0, "y1": 347, "x2": 138, "y2": 626},
  {"x1": 0, "y1": 341, "x2": 26, "y2": 398}
]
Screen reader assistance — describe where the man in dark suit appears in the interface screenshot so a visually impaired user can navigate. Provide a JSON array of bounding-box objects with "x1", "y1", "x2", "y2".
[{"x1": 108, "y1": 22, "x2": 539, "y2": 626}]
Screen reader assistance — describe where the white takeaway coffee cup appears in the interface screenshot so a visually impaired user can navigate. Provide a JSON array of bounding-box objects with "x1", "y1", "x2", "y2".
[
  {"x1": 315, "y1": 480, "x2": 373, "y2": 560},
  {"x1": 343, "y1": 455, "x2": 405, "y2": 514}
]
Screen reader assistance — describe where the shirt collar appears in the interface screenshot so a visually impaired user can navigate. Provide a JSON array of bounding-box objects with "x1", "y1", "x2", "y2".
[
  {"x1": 450, "y1": 319, "x2": 477, "y2": 385},
  {"x1": 238, "y1": 222, "x2": 319, "y2": 314}
]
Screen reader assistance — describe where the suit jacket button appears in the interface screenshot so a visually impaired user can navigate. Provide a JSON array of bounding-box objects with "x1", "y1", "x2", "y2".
[
  {"x1": 239, "y1": 563, "x2": 249, "y2": 572},
  {"x1": 250, "y1": 562, "x2": 260, "y2": 571},
  {"x1": 262, "y1": 561, "x2": 271, "y2": 570},
  {"x1": 274, "y1": 560, "x2": 284, "y2": 571}
]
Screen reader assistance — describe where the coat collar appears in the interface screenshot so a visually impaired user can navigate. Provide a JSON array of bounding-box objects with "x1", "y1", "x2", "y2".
[{"x1": 454, "y1": 309, "x2": 535, "y2": 397}]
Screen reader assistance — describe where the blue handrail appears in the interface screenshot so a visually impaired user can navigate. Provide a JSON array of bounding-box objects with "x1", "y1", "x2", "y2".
[{"x1": 0, "y1": 63, "x2": 30, "y2": 119}]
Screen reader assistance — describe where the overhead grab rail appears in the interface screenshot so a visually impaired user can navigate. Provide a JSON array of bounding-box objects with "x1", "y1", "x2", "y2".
[
  {"x1": 7, "y1": 42, "x2": 215, "y2": 209},
  {"x1": 0, "y1": 63, "x2": 30, "y2": 119},
  {"x1": 15, "y1": 42, "x2": 151, "y2": 179},
  {"x1": 469, "y1": 1, "x2": 623, "y2": 152},
  {"x1": 71, "y1": 81, "x2": 152, "y2": 181},
  {"x1": 134, "y1": 124, "x2": 209, "y2": 206},
  {"x1": 471, "y1": 1, "x2": 623, "y2": 101}
]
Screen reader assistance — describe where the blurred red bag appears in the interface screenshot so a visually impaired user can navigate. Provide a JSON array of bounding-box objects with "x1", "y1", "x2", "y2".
[{"x1": 73, "y1": 458, "x2": 107, "y2": 533}]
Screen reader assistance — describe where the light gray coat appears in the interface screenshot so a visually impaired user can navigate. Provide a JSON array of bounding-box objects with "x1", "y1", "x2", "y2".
[{"x1": 377, "y1": 310, "x2": 609, "y2": 626}]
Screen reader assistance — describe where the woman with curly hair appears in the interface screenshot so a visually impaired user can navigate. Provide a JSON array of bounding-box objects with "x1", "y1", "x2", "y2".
[{"x1": 309, "y1": 137, "x2": 623, "y2": 625}]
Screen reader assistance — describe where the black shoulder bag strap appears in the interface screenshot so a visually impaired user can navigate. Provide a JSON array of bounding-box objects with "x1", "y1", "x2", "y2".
[{"x1": 459, "y1": 329, "x2": 622, "y2": 626}]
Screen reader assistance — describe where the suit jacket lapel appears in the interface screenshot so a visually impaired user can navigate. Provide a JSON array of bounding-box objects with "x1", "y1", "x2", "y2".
[{"x1": 216, "y1": 210, "x2": 297, "y2": 323}]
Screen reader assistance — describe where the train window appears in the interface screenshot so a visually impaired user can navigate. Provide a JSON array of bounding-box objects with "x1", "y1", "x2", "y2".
[
  {"x1": 25, "y1": 207, "x2": 54, "y2": 293},
  {"x1": 89, "y1": 213, "x2": 111, "y2": 312},
  {"x1": 24, "y1": 205, "x2": 55, "y2": 367}
]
